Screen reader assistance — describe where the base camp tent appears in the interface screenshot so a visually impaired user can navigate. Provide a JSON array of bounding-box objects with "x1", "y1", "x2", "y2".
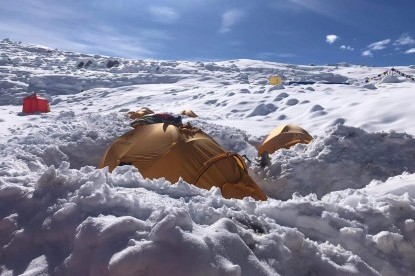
[
  {"x1": 100, "y1": 123, "x2": 266, "y2": 200},
  {"x1": 269, "y1": 75, "x2": 282, "y2": 85},
  {"x1": 22, "y1": 93, "x2": 50, "y2": 114},
  {"x1": 258, "y1": 124, "x2": 312, "y2": 156}
]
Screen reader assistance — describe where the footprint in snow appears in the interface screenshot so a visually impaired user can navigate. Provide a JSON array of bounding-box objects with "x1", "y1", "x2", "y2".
[
  {"x1": 332, "y1": 118, "x2": 345, "y2": 125},
  {"x1": 277, "y1": 92, "x2": 289, "y2": 98},
  {"x1": 286, "y1": 99, "x2": 299, "y2": 106},
  {"x1": 246, "y1": 103, "x2": 278, "y2": 117},
  {"x1": 205, "y1": 99, "x2": 217, "y2": 105},
  {"x1": 311, "y1": 110, "x2": 327, "y2": 117},
  {"x1": 310, "y1": 104, "x2": 324, "y2": 112}
]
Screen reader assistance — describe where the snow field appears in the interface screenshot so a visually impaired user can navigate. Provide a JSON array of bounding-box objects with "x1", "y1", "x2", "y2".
[{"x1": 1, "y1": 39, "x2": 415, "y2": 275}]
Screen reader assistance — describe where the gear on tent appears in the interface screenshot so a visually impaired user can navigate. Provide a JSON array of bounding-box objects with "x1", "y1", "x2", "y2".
[
  {"x1": 131, "y1": 113, "x2": 182, "y2": 128},
  {"x1": 100, "y1": 123, "x2": 266, "y2": 201},
  {"x1": 258, "y1": 152, "x2": 270, "y2": 168}
]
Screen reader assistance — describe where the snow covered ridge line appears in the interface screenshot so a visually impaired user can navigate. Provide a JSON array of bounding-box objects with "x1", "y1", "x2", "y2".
[
  {"x1": 2, "y1": 38, "x2": 415, "y2": 108},
  {"x1": 0, "y1": 40, "x2": 364, "y2": 84}
]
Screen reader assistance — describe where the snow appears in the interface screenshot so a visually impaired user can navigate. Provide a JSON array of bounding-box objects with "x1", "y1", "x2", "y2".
[{"x1": 1, "y1": 38, "x2": 415, "y2": 275}]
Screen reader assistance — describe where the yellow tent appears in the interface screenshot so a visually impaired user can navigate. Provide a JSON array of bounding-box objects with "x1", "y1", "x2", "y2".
[
  {"x1": 269, "y1": 75, "x2": 282, "y2": 85},
  {"x1": 100, "y1": 123, "x2": 266, "y2": 200},
  {"x1": 180, "y1": 109, "x2": 198, "y2": 118},
  {"x1": 128, "y1": 107, "x2": 154, "y2": 120},
  {"x1": 258, "y1": 124, "x2": 312, "y2": 156}
]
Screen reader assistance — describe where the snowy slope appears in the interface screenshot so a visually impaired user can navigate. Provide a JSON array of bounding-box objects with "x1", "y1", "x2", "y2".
[{"x1": 1, "y1": 39, "x2": 415, "y2": 275}]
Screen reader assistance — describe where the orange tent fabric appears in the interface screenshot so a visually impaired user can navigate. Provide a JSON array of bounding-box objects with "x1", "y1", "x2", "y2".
[
  {"x1": 258, "y1": 124, "x2": 312, "y2": 156},
  {"x1": 100, "y1": 123, "x2": 266, "y2": 200},
  {"x1": 22, "y1": 94, "x2": 50, "y2": 114},
  {"x1": 180, "y1": 109, "x2": 198, "y2": 118}
]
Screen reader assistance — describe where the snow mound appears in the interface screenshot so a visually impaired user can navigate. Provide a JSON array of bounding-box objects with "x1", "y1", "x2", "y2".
[
  {"x1": 253, "y1": 125, "x2": 415, "y2": 200},
  {"x1": 246, "y1": 103, "x2": 278, "y2": 117},
  {"x1": 362, "y1": 83, "x2": 377, "y2": 90},
  {"x1": 0, "y1": 164, "x2": 392, "y2": 276},
  {"x1": 379, "y1": 75, "x2": 401, "y2": 83},
  {"x1": 0, "y1": 111, "x2": 129, "y2": 173}
]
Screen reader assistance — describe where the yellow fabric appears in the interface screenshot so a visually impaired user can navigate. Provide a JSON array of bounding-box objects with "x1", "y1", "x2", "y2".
[
  {"x1": 128, "y1": 107, "x2": 154, "y2": 120},
  {"x1": 100, "y1": 123, "x2": 266, "y2": 201},
  {"x1": 258, "y1": 124, "x2": 312, "y2": 156},
  {"x1": 192, "y1": 152, "x2": 239, "y2": 185},
  {"x1": 222, "y1": 173, "x2": 266, "y2": 200},
  {"x1": 180, "y1": 109, "x2": 198, "y2": 118},
  {"x1": 269, "y1": 75, "x2": 282, "y2": 85}
]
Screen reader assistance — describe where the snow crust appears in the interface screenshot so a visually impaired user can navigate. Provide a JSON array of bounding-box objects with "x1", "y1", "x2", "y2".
[{"x1": 1, "y1": 39, "x2": 415, "y2": 275}]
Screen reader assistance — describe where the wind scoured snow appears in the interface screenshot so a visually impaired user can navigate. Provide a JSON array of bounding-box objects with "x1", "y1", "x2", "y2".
[{"x1": 1, "y1": 39, "x2": 415, "y2": 275}]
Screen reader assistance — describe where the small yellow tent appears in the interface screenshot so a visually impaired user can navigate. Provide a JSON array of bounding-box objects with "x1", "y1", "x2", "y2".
[
  {"x1": 128, "y1": 107, "x2": 154, "y2": 120},
  {"x1": 269, "y1": 75, "x2": 282, "y2": 85},
  {"x1": 100, "y1": 123, "x2": 266, "y2": 200},
  {"x1": 180, "y1": 109, "x2": 198, "y2": 118},
  {"x1": 258, "y1": 124, "x2": 312, "y2": 156}
]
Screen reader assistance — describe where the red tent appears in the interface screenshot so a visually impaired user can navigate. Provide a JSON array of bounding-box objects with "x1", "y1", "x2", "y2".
[{"x1": 22, "y1": 93, "x2": 50, "y2": 114}]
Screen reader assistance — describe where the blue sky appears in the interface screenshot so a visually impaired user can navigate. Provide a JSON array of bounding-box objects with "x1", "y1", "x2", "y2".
[{"x1": 1, "y1": 0, "x2": 414, "y2": 66}]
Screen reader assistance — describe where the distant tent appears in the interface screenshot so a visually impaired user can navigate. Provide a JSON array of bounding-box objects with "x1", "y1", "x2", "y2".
[
  {"x1": 180, "y1": 109, "x2": 198, "y2": 118},
  {"x1": 128, "y1": 107, "x2": 154, "y2": 120},
  {"x1": 258, "y1": 124, "x2": 312, "y2": 156},
  {"x1": 269, "y1": 75, "x2": 282, "y2": 86},
  {"x1": 22, "y1": 93, "x2": 50, "y2": 114},
  {"x1": 100, "y1": 123, "x2": 266, "y2": 200}
]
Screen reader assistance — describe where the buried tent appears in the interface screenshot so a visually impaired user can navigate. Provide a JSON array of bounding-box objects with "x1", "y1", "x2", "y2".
[
  {"x1": 22, "y1": 93, "x2": 50, "y2": 114},
  {"x1": 258, "y1": 124, "x2": 312, "y2": 156},
  {"x1": 100, "y1": 123, "x2": 266, "y2": 200}
]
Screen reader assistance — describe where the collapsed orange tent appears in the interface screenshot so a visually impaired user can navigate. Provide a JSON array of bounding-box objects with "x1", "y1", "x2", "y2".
[
  {"x1": 258, "y1": 124, "x2": 312, "y2": 156},
  {"x1": 100, "y1": 123, "x2": 266, "y2": 200}
]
